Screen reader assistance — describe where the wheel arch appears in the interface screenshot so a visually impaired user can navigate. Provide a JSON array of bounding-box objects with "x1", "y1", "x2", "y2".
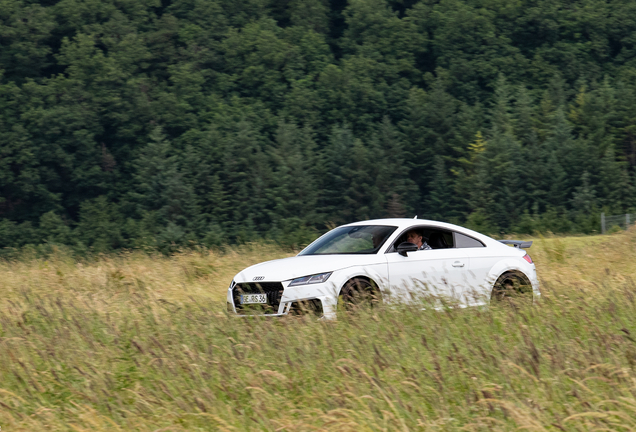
[
  {"x1": 333, "y1": 264, "x2": 388, "y2": 296},
  {"x1": 494, "y1": 269, "x2": 532, "y2": 284},
  {"x1": 487, "y1": 259, "x2": 533, "y2": 289},
  {"x1": 339, "y1": 275, "x2": 382, "y2": 297}
]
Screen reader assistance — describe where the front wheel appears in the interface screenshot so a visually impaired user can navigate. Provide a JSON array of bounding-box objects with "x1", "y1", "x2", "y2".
[
  {"x1": 338, "y1": 278, "x2": 382, "y2": 312},
  {"x1": 491, "y1": 271, "x2": 533, "y2": 303}
]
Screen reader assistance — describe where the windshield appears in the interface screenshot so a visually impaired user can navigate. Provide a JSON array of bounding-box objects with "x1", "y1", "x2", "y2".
[{"x1": 299, "y1": 225, "x2": 397, "y2": 255}]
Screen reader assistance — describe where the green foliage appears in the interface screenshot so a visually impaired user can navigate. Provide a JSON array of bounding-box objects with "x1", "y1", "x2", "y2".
[
  {"x1": 1, "y1": 0, "x2": 636, "y2": 251},
  {"x1": 76, "y1": 196, "x2": 125, "y2": 252},
  {"x1": 39, "y1": 211, "x2": 72, "y2": 245}
]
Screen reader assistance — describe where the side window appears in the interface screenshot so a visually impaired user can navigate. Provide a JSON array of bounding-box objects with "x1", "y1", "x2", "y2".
[
  {"x1": 454, "y1": 232, "x2": 485, "y2": 248},
  {"x1": 387, "y1": 227, "x2": 454, "y2": 252}
]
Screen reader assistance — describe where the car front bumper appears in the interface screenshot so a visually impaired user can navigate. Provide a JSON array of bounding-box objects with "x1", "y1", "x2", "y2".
[{"x1": 227, "y1": 281, "x2": 338, "y2": 319}]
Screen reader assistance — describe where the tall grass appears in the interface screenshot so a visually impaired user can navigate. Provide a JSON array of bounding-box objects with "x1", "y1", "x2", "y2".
[{"x1": 1, "y1": 229, "x2": 635, "y2": 431}]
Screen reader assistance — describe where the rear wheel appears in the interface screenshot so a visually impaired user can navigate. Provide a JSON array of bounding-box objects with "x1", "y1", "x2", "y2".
[
  {"x1": 338, "y1": 278, "x2": 382, "y2": 311},
  {"x1": 491, "y1": 271, "x2": 533, "y2": 303}
]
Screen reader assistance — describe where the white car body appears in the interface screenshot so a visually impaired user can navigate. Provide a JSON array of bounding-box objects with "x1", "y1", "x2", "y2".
[{"x1": 227, "y1": 218, "x2": 539, "y2": 318}]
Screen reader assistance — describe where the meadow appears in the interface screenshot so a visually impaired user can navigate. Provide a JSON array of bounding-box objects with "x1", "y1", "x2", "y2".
[{"x1": 1, "y1": 230, "x2": 636, "y2": 431}]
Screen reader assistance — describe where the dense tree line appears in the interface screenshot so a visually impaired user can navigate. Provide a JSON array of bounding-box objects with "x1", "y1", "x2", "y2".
[{"x1": 1, "y1": 0, "x2": 636, "y2": 253}]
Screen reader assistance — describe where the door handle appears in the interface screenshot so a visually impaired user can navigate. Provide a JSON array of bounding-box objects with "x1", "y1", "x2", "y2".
[{"x1": 452, "y1": 261, "x2": 465, "y2": 267}]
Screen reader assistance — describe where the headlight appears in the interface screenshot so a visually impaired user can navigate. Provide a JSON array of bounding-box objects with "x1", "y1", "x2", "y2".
[
  {"x1": 288, "y1": 272, "x2": 332, "y2": 287},
  {"x1": 229, "y1": 280, "x2": 235, "y2": 289}
]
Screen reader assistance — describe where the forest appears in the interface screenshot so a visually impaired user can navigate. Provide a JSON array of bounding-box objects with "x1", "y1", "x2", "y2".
[{"x1": 1, "y1": 0, "x2": 636, "y2": 253}]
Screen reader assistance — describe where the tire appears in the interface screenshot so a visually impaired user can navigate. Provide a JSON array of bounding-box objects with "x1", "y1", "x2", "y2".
[
  {"x1": 338, "y1": 277, "x2": 382, "y2": 311},
  {"x1": 491, "y1": 271, "x2": 533, "y2": 303}
]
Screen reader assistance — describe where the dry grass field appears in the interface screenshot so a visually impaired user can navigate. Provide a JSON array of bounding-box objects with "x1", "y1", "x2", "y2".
[{"x1": 1, "y1": 228, "x2": 636, "y2": 431}]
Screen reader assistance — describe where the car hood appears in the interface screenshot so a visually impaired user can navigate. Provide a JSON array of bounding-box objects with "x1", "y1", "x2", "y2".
[{"x1": 235, "y1": 254, "x2": 383, "y2": 283}]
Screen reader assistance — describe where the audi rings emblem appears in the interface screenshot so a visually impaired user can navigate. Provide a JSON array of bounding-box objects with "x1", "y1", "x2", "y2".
[{"x1": 253, "y1": 276, "x2": 265, "y2": 281}]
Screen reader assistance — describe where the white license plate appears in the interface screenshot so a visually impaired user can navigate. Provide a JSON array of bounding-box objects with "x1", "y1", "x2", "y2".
[{"x1": 241, "y1": 294, "x2": 267, "y2": 304}]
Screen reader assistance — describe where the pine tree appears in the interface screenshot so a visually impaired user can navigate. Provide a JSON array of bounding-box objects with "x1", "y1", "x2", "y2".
[
  {"x1": 320, "y1": 124, "x2": 356, "y2": 224},
  {"x1": 76, "y1": 196, "x2": 124, "y2": 252},
  {"x1": 266, "y1": 120, "x2": 319, "y2": 246},
  {"x1": 180, "y1": 127, "x2": 228, "y2": 242},
  {"x1": 570, "y1": 171, "x2": 599, "y2": 234},
  {"x1": 457, "y1": 132, "x2": 496, "y2": 231},
  {"x1": 536, "y1": 74, "x2": 568, "y2": 143},
  {"x1": 427, "y1": 155, "x2": 451, "y2": 221},
  {"x1": 373, "y1": 116, "x2": 418, "y2": 217},
  {"x1": 482, "y1": 75, "x2": 527, "y2": 229},
  {"x1": 39, "y1": 211, "x2": 72, "y2": 245},
  {"x1": 571, "y1": 171, "x2": 596, "y2": 216},
  {"x1": 342, "y1": 137, "x2": 381, "y2": 222},
  {"x1": 613, "y1": 80, "x2": 636, "y2": 169},
  {"x1": 401, "y1": 80, "x2": 461, "y2": 213},
  {"x1": 545, "y1": 151, "x2": 569, "y2": 209},
  {"x1": 219, "y1": 120, "x2": 269, "y2": 240},
  {"x1": 129, "y1": 126, "x2": 199, "y2": 245},
  {"x1": 514, "y1": 86, "x2": 538, "y2": 147},
  {"x1": 465, "y1": 157, "x2": 497, "y2": 232},
  {"x1": 598, "y1": 146, "x2": 633, "y2": 212},
  {"x1": 514, "y1": 86, "x2": 547, "y2": 212},
  {"x1": 547, "y1": 108, "x2": 589, "y2": 199},
  {"x1": 491, "y1": 74, "x2": 513, "y2": 135}
]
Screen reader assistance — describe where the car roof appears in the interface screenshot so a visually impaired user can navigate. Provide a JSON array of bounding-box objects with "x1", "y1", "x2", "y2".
[{"x1": 341, "y1": 218, "x2": 500, "y2": 247}]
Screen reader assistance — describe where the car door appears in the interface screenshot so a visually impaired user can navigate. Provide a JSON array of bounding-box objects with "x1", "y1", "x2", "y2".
[
  {"x1": 452, "y1": 231, "x2": 492, "y2": 306},
  {"x1": 384, "y1": 227, "x2": 470, "y2": 304}
]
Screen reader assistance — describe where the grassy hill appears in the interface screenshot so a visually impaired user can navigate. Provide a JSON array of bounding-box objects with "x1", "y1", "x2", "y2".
[{"x1": 1, "y1": 230, "x2": 635, "y2": 430}]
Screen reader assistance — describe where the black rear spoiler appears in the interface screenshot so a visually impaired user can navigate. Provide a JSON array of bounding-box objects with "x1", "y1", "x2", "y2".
[{"x1": 499, "y1": 240, "x2": 533, "y2": 249}]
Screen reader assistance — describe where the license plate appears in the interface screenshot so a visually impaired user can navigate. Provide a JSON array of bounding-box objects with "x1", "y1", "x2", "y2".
[{"x1": 241, "y1": 294, "x2": 267, "y2": 304}]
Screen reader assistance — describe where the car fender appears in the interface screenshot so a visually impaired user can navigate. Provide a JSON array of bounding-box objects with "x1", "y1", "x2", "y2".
[
  {"x1": 486, "y1": 258, "x2": 532, "y2": 288},
  {"x1": 331, "y1": 264, "x2": 389, "y2": 297},
  {"x1": 277, "y1": 264, "x2": 387, "y2": 319},
  {"x1": 280, "y1": 263, "x2": 388, "y2": 302}
]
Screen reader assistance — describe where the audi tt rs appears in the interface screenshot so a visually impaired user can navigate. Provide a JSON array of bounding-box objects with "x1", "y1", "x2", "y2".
[{"x1": 227, "y1": 218, "x2": 539, "y2": 318}]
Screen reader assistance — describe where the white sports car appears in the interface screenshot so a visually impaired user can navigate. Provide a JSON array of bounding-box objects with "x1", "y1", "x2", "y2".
[{"x1": 227, "y1": 218, "x2": 539, "y2": 318}]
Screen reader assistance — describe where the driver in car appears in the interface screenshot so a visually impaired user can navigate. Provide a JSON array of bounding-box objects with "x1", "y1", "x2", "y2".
[{"x1": 406, "y1": 229, "x2": 432, "y2": 250}]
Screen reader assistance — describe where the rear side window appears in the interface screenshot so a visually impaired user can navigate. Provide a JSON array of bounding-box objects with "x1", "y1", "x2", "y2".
[{"x1": 454, "y1": 232, "x2": 485, "y2": 248}]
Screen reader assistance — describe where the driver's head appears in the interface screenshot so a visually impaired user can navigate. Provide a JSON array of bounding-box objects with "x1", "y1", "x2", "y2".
[{"x1": 406, "y1": 230, "x2": 423, "y2": 248}]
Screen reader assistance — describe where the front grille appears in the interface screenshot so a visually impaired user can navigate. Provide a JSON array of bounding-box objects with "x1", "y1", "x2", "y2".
[{"x1": 232, "y1": 282, "x2": 284, "y2": 314}]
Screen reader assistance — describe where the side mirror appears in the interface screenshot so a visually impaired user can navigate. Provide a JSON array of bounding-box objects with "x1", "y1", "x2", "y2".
[{"x1": 397, "y1": 242, "x2": 418, "y2": 257}]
